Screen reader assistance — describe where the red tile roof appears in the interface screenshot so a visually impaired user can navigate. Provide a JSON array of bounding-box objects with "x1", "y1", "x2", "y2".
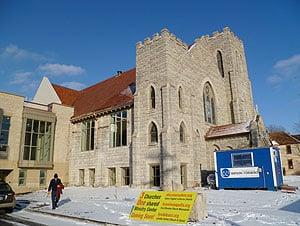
[
  {"x1": 52, "y1": 84, "x2": 80, "y2": 106},
  {"x1": 205, "y1": 121, "x2": 251, "y2": 139},
  {"x1": 52, "y1": 68, "x2": 136, "y2": 120},
  {"x1": 269, "y1": 132, "x2": 300, "y2": 145}
]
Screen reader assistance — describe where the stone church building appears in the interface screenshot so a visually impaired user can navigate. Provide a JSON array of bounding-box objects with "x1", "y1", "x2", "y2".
[{"x1": 0, "y1": 27, "x2": 269, "y2": 193}]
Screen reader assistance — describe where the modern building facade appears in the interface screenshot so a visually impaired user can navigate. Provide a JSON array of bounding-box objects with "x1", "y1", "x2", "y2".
[
  {"x1": 0, "y1": 91, "x2": 73, "y2": 193},
  {"x1": 0, "y1": 27, "x2": 270, "y2": 192}
]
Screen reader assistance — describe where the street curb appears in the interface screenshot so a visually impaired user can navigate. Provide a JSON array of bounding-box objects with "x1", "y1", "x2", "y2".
[{"x1": 26, "y1": 208, "x2": 124, "y2": 226}]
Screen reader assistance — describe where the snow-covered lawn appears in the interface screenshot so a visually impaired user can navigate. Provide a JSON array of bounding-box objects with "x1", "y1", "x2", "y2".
[{"x1": 14, "y1": 176, "x2": 300, "y2": 225}]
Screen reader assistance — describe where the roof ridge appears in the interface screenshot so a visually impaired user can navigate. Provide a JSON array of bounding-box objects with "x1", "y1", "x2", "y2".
[
  {"x1": 81, "y1": 68, "x2": 136, "y2": 92},
  {"x1": 52, "y1": 83, "x2": 81, "y2": 92}
]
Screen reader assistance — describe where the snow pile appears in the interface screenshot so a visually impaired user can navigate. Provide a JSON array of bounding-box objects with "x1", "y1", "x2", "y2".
[{"x1": 15, "y1": 176, "x2": 300, "y2": 226}]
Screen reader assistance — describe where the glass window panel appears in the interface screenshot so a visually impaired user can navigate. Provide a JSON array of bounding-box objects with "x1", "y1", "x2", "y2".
[
  {"x1": 90, "y1": 125, "x2": 94, "y2": 150},
  {"x1": 30, "y1": 147, "x2": 36, "y2": 160},
  {"x1": 122, "y1": 111, "x2": 127, "y2": 118},
  {"x1": 32, "y1": 133, "x2": 38, "y2": 146},
  {"x1": 0, "y1": 131, "x2": 9, "y2": 145},
  {"x1": 26, "y1": 119, "x2": 32, "y2": 132},
  {"x1": 232, "y1": 153, "x2": 252, "y2": 167},
  {"x1": 46, "y1": 122, "x2": 51, "y2": 133},
  {"x1": 39, "y1": 121, "x2": 45, "y2": 133},
  {"x1": 116, "y1": 120, "x2": 121, "y2": 146},
  {"x1": 33, "y1": 120, "x2": 39, "y2": 133},
  {"x1": 1, "y1": 116, "x2": 10, "y2": 130},
  {"x1": 122, "y1": 120, "x2": 127, "y2": 146},
  {"x1": 23, "y1": 146, "x2": 30, "y2": 160},
  {"x1": 25, "y1": 132, "x2": 31, "y2": 146}
]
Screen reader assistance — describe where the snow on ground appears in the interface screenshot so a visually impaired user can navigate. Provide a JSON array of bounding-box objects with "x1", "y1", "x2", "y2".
[{"x1": 13, "y1": 176, "x2": 300, "y2": 226}]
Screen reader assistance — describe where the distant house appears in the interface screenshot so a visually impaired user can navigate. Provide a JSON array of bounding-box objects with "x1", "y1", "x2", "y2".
[{"x1": 269, "y1": 132, "x2": 300, "y2": 175}]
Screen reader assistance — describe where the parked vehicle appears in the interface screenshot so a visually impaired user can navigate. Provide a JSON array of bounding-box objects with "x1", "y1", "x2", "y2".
[{"x1": 0, "y1": 180, "x2": 16, "y2": 213}]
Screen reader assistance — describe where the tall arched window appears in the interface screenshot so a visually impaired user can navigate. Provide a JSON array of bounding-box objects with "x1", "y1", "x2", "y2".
[
  {"x1": 179, "y1": 122, "x2": 186, "y2": 143},
  {"x1": 203, "y1": 82, "x2": 216, "y2": 124},
  {"x1": 178, "y1": 86, "x2": 183, "y2": 109},
  {"x1": 217, "y1": 51, "x2": 225, "y2": 78},
  {"x1": 150, "y1": 122, "x2": 158, "y2": 144},
  {"x1": 150, "y1": 86, "x2": 155, "y2": 109}
]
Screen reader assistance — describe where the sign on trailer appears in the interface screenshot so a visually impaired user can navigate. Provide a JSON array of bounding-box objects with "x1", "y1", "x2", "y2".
[
  {"x1": 130, "y1": 191, "x2": 197, "y2": 224},
  {"x1": 220, "y1": 167, "x2": 260, "y2": 178}
]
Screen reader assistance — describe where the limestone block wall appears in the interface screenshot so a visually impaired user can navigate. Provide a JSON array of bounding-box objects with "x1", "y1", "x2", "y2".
[
  {"x1": 206, "y1": 134, "x2": 251, "y2": 170},
  {"x1": 134, "y1": 27, "x2": 258, "y2": 190},
  {"x1": 69, "y1": 108, "x2": 132, "y2": 187},
  {"x1": 279, "y1": 144, "x2": 300, "y2": 175},
  {"x1": 0, "y1": 92, "x2": 24, "y2": 193},
  {"x1": 49, "y1": 103, "x2": 74, "y2": 186}
]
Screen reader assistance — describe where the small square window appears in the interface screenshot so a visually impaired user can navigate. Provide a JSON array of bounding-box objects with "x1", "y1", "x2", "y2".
[
  {"x1": 19, "y1": 170, "x2": 26, "y2": 186},
  {"x1": 232, "y1": 153, "x2": 253, "y2": 167},
  {"x1": 288, "y1": 159, "x2": 293, "y2": 169},
  {"x1": 286, "y1": 145, "x2": 292, "y2": 154},
  {"x1": 39, "y1": 170, "x2": 47, "y2": 186}
]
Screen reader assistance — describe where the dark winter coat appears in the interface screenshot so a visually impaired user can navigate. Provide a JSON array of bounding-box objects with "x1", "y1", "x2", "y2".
[{"x1": 48, "y1": 178, "x2": 62, "y2": 193}]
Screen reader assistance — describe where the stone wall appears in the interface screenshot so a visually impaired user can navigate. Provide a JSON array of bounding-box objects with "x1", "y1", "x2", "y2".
[
  {"x1": 279, "y1": 144, "x2": 300, "y2": 175},
  {"x1": 0, "y1": 92, "x2": 24, "y2": 193},
  {"x1": 69, "y1": 108, "x2": 132, "y2": 187},
  {"x1": 133, "y1": 27, "x2": 258, "y2": 190}
]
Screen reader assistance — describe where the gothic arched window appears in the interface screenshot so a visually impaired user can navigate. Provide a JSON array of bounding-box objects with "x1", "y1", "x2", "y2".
[
  {"x1": 178, "y1": 86, "x2": 183, "y2": 109},
  {"x1": 179, "y1": 122, "x2": 186, "y2": 143},
  {"x1": 150, "y1": 122, "x2": 158, "y2": 144},
  {"x1": 203, "y1": 82, "x2": 216, "y2": 124},
  {"x1": 217, "y1": 51, "x2": 225, "y2": 78},
  {"x1": 150, "y1": 86, "x2": 155, "y2": 109}
]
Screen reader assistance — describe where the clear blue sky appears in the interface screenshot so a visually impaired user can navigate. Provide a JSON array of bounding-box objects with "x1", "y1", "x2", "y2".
[{"x1": 0, "y1": 0, "x2": 299, "y2": 133}]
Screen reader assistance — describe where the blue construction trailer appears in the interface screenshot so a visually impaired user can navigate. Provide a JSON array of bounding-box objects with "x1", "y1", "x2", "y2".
[{"x1": 214, "y1": 147, "x2": 283, "y2": 191}]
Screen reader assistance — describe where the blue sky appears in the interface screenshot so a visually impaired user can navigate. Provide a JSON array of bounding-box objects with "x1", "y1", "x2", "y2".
[{"x1": 0, "y1": 0, "x2": 299, "y2": 133}]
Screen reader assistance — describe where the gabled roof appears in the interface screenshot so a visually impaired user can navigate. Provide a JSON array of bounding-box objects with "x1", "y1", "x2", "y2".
[
  {"x1": 52, "y1": 84, "x2": 80, "y2": 106},
  {"x1": 72, "y1": 68, "x2": 135, "y2": 118},
  {"x1": 269, "y1": 132, "x2": 300, "y2": 145},
  {"x1": 52, "y1": 68, "x2": 136, "y2": 120},
  {"x1": 205, "y1": 121, "x2": 251, "y2": 139}
]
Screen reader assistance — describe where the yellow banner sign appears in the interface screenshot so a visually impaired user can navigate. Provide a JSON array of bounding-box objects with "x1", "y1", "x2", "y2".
[{"x1": 130, "y1": 191, "x2": 197, "y2": 224}]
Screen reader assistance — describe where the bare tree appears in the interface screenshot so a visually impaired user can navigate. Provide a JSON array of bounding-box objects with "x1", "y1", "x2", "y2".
[
  {"x1": 267, "y1": 124, "x2": 287, "y2": 133},
  {"x1": 294, "y1": 120, "x2": 300, "y2": 133}
]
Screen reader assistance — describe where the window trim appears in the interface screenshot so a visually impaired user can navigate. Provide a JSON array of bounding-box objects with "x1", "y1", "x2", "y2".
[
  {"x1": 150, "y1": 86, "x2": 156, "y2": 109},
  {"x1": 231, "y1": 152, "x2": 254, "y2": 168},
  {"x1": 178, "y1": 86, "x2": 183, "y2": 109},
  {"x1": 108, "y1": 167, "x2": 116, "y2": 186},
  {"x1": 0, "y1": 115, "x2": 11, "y2": 157},
  {"x1": 203, "y1": 82, "x2": 216, "y2": 124},
  {"x1": 121, "y1": 167, "x2": 130, "y2": 186},
  {"x1": 23, "y1": 118, "x2": 53, "y2": 161},
  {"x1": 110, "y1": 111, "x2": 128, "y2": 148},
  {"x1": 18, "y1": 169, "x2": 27, "y2": 186},
  {"x1": 288, "y1": 159, "x2": 294, "y2": 169},
  {"x1": 150, "y1": 164, "x2": 160, "y2": 187},
  {"x1": 149, "y1": 122, "x2": 158, "y2": 145},
  {"x1": 286, "y1": 145, "x2": 292, "y2": 154},
  {"x1": 179, "y1": 122, "x2": 186, "y2": 144},
  {"x1": 81, "y1": 119, "x2": 95, "y2": 151},
  {"x1": 217, "y1": 50, "x2": 225, "y2": 78},
  {"x1": 39, "y1": 169, "x2": 47, "y2": 186}
]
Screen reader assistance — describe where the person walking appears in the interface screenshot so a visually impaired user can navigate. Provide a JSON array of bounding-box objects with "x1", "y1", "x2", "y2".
[{"x1": 48, "y1": 173, "x2": 63, "y2": 209}]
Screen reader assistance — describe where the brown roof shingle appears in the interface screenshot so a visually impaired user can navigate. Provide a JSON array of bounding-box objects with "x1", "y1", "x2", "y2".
[
  {"x1": 52, "y1": 84, "x2": 80, "y2": 106},
  {"x1": 269, "y1": 132, "x2": 300, "y2": 145},
  {"x1": 205, "y1": 121, "x2": 251, "y2": 139},
  {"x1": 52, "y1": 68, "x2": 136, "y2": 120}
]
